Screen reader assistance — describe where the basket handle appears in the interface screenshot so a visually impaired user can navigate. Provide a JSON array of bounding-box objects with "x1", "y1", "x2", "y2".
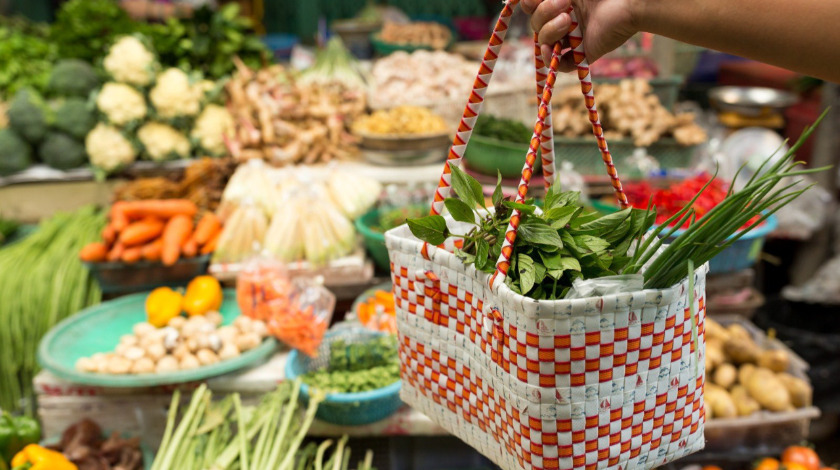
[{"x1": 533, "y1": 32, "x2": 556, "y2": 191}]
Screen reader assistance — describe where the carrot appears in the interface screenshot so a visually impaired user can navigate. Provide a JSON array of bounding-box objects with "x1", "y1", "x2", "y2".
[
  {"x1": 161, "y1": 215, "x2": 194, "y2": 266},
  {"x1": 182, "y1": 237, "x2": 198, "y2": 258},
  {"x1": 101, "y1": 225, "x2": 117, "y2": 246},
  {"x1": 110, "y1": 202, "x2": 130, "y2": 232},
  {"x1": 121, "y1": 246, "x2": 143, "y2": 264},
  {"x1": 199, "y1": 231, "x2": 220, "y2": 255},
  {"x1": 79, "y1": 242, "x2": 108, "y2": 262},
  {"x1": 142, "y1": 240, "x2": 163, "y2": 262},
  {"x1": 122, "y1": 199, "x2": 198, "y2": 220},
  {"x1": 107, "y1": 242, "x2": 125, "y2": 262},
  {"x1": 193, "y1": 212, "x2": 222, "y2": 245},
  {"x1": 119, "y1": 218, "x2": 165, "y2": 246}
]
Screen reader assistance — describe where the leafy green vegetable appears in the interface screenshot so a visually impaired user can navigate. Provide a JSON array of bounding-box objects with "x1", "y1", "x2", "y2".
[
  {"x1": 473, "y1": 114, "x2": 532, "y2": 144},
  {"x1": 0, "y1": 18, "x2": 57, "y2": 99},
  {"x1": 52, "y1": 98, "x2": 95, "y2": 139},
  {"x1": 50, "y1": 0, "x2": 139, "y2": 62},
  {"x1": 374, "y1": 205, "x2": 426, "y2": 232},
  {"x1": 301, "y1": 336, "x2": 400, "y2": 394},
  {"x1": 145, "y1": 4, "x2": 269, "y2": 80}
]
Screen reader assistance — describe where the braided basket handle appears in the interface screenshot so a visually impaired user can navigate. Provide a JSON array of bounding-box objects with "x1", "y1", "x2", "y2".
[{"x1": 426, "y1": 0, "x2": 629, "y2": 290}]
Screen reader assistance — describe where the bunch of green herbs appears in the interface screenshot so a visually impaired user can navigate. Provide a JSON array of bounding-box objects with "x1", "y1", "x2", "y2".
[
  {"x1": 473, "y1": 115, "x2": 532, "y2": 144},
  {"x1": 302, "y1": 335, "x2": 400, "y2": 394},
  {"x1": 49, "y1": 0, "x2": 139, "y2": 62},
  {"x1": 0, "y1": 18, "x2": 57, "y2": 99}
]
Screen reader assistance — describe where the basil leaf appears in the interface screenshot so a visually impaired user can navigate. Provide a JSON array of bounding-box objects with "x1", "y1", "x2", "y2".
[
  {"x1": 552, "y1": 207, "x2": 583, "y2": 229},
  {"x1": 559, "y1": 257, "x2": 581, "y2": 272},
  {"x1": 407, "y1": 215, "x2": 449, "y2": 245},
  {"x1": 445, "y1": 198, "x2": 476, "y2": 224},
  {"x1": 574, "y1": 235, "x2": 611, "y2": 254},
  {"x1": 518, "y1": 219, "x2": 563, "y2": 247},
  {"x1": 492, "y1": 171, "x2": 503, "y2": 207},
  {"x1": 540, "y1": 251, "x2": 564, "y2": 269},
  {"x1": 578, "y1": 208, "x2": 632, "y2": 232},
  {"x1": 474, "y1": 237, "x2": 490, "y2": 270},
  {"x1": 569, "y1": 210, "x2": 601, "y2": 229},
  {"x1": 502, "y1": 200, "x2": 537, "y2": 214},
  {"x1": 547, "y1": 268, "x2": 565, "y2": 280},
  {"x1": 450, "y1": 164, "x2": 485, "y2": 209},
  {"x1": 534, "y1": 262, "x2": 547, "y2": 283},
  {"x1": 517, "y1": 253, "x2": 536, "y2": 294},
  {"x1": 545, "y1": 206, "x2": 577, "y2": 228},
  {"x1": 611, "y1": 254, "x2": 632, "y2": 272}
]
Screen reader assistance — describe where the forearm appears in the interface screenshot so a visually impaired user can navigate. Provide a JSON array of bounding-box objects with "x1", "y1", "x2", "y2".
[{"x1": 636, "y1": 0, "x2": 840, "y2": 82}]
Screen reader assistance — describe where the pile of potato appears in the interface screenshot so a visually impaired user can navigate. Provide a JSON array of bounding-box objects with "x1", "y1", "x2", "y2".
[
  {"x1": 704, "y1": 318, "x2": 812, "y2": 420},
  {"x1": 551, "y1": 79, "x2": 707, "y2": 147},
  {"x1": 379, "y1": 22, "x2": 451, "y2": 50}
]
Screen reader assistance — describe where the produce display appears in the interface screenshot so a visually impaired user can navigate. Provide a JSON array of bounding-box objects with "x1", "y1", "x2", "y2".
[
  {"x1": 214, "y1": 163, "x2": 380, "y2": 265},
  {"x1": 0, "y1": 206, "x2": 103, "y2": 413},
  {"x1": 704, "y1": 318, "x2": 812, "y2": 419},
  {"x1": 78, "y1": 200, "x2": 221, "y2": 266},
  {"x1": 622, "y1": 174, "x2": 761, "y2": 229},
  {"x1": 0, "y1": 412, "x2": 40, "y2": 466},
  {"x1": 237, "y1": 259, "x2": 334, "y2": 357},
  {"x1": 371, "y1": 205, "x2": 426, "y2": 233},
  {"x1": 377, "y1": 21, "x2": 452, "y2": 50},
  {"x1": 355, "y1": 289, "x2": 397, "y2": 334},
  {"x1": 301, "y1": 335, "x2": 400, "y2": 393},
  {"x1": 472, "y1": 114, "x2": 532, "y2": 144},
  {"x1": 75, "y1": 305, "x2": 269, "y2": 375},
  {"x1": 47, "y1": 418, "x2": 144, "y2": 470},
  {"x1": 701, "y1": 445, "x2": 833, "y2": 470},
  {"x1": 298, "y1": 37, "x2": 367, "y2": 92},
  {"x1": 353, "y1": 105, "x2": 447, "y2": 136},
  {"x1": 0, "y1": 17, "x2": 56, "y2": 99},
  {"x1": 551, "y1": 79, "x2": 707, "y2": 146},
  {"x1": 112, "y1": 158, "x2": 237, "y2": 212},
  {"x1": 225, "y1": 60, "x2": 365, "y2": 165},
  {"x1": 408, "y1": 136, "x2": 815, "y2": 296},
  {"x1": 150, "y1": 382, "x2": 375, "y2": 470}
]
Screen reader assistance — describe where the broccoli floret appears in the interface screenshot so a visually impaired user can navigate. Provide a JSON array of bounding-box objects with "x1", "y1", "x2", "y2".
[
  {"x1": 0, "y1": 128, "x2": 33, "y2": 176},
  {"x1": 53, "y1": 98, "x2": 95, "y2": 139},
  {"x1": 39, "y1": 131, "x2": 88, "y2": 170},
  {"x1": 7, "y1": 89, "x2": 49, "y2": 144},
  {"x1": 48, "y1": 59, "x2": 100, "y2": 98}
]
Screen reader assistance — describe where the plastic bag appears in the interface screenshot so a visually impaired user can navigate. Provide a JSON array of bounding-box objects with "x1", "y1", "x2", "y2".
[
  {"x1": 236, "y1": 256, "x2": 335, "y2": 356},
  {"x1": 565, "y1": 274, "x2": 644, "y2": 299}
]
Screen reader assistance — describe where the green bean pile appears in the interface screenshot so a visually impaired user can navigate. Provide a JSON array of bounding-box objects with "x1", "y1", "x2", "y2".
[
  {"x1": 302, "y1": 335, "x2": 400, "y2": 394},
  {"x1": 0, "y1": 206, "x2": 104, "y2": 413}
]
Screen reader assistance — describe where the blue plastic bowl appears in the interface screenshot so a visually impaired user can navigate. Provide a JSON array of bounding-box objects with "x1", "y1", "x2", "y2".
[{"x1": 285, "y1": 327, "x2": 403, "y2": 426}]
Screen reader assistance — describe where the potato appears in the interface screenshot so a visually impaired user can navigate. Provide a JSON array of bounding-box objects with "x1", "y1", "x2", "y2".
[
  {"x1": 776, "y1": 372, "x2": 813, "y2": 408},
  {"x1": 730, "y1": 385, "x2": 761, "y2": 416},
  {"x1": 704, "y1": 401, "x2": 713, "y2": 420},
  {"x1": 727, "y1": 324, "x2": 752, "y2": 341},
  {"x1": 758, "y1": 349, "x2": 790, "y2": 373},
  {"x1": 713, "y1": 363, "x2": 738, "y2": 389},
  {"x1": 739, "y1": 364, "x2": 756, "y2": 386},
  {"x1": 706, "y1": 339, "x2": 725, "y2": 370},
  {"x1": 746, "y1": 367, "x2": 792, "y2": 412},
  {"x1": 705, "y1": 319, "x2": 731, "y2": 342},
  {"x1": 724, "y1": 336, "x2": 761, "y2": 364},
  {"x1": 705, "y1": 384, "x2": 738, "y2": 418}
]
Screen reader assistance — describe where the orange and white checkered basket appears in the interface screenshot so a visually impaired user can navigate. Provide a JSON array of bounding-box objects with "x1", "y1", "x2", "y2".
[{"x1": 384, "y1": 2, "x2": 707, "y2": 470}]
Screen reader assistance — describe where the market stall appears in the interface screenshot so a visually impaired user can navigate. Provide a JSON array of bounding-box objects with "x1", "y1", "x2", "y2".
[{"x1": 1, "y1": 1, "x2": 839, "y2": 469}]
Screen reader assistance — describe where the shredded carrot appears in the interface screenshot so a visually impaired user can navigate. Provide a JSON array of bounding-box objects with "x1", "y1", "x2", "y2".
[{"x1": 356, "y1": 289, "x2": 397, "y2": 333}]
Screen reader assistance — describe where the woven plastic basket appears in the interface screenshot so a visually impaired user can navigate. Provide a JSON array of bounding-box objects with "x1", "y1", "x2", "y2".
[
  {"x1": 285, "y1": 326, "x2": 403, "y2": 425},
  {"x1": 384, "y1": 3, "x2": 706, "y2": 469}
]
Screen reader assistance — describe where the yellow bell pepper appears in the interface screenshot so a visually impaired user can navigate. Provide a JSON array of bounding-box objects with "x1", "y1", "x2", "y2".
[
  {"x1": 183, "y1": 276, "x2": 223, "y2": 317},
  {"x1": 145, "y1": 287, "x2": 184, "y2": 327},
  {"x1": 11, "y1": 444, "x2": 77, "y2": 470}
]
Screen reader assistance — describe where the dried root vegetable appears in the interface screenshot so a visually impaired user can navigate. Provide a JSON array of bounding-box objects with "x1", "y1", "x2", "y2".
[
  {"x1": 379, "y1": 21, "x2": 451, "y2": 50},
  {"x1": 225, "y1": 60, "x2": 364, "y2": 166},
  {"x1": 550, "y1": 79, "x2": 707, "y2": 147}
]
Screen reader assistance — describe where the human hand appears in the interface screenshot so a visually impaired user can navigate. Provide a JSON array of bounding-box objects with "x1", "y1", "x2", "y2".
[{"x1": 521, "y1": 0, "x2": 640, "y2": 71}]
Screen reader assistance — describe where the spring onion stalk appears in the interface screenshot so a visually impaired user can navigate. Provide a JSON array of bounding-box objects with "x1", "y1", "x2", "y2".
[
  {"x1": 299, "y1": 37, "x2": 367, "y2": 91},
  {"x1": 233, "y1": 394, "x2": 250, "y2": 470},
  {"x1": 314, "y1": 440, "x2": 333, "y2": 470},
  {"x1": 151, "y1": 384, "x2": 209, "y2": 470},
  {"x1": 627, "y1": 111, "x2": 829, "y2": 288}
]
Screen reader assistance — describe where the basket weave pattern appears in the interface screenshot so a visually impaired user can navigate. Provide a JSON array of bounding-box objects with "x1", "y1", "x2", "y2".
[{"x1": 386, "y1": 223, "x2": 707, "y2": 470}]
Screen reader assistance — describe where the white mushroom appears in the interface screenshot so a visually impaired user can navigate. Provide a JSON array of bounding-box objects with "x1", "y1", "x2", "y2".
[
  {"x1": 186, "y1": 337, "x2": 199, "y2": 353},
  {"x1": 156, "y1": 356, "x2": 179, "y2": 373},
  {"x1": 167, "y1": 316, "x2": 187, "y2": 330},
  {"x1": 233, "y1": 316, "x2": 254, "y2": 333},
  {"x1": 106, "y1": 355, "x2": 132, "y2": 374},
  {"x1": 218, "y1": 342, "x2": 240, "y2": 361},
  {"x1": 205, "y1": 311, "x2": 223, "y2": 326},
  {"x1": 115, "y1": 343, "x2": 133, "y2": 357},
  {"x1": 163, "y1": 328, "x2": 181, "y2": 351},
  {"x1": 122, "y1": 346, "x2": 146, "y2": 361},
  {"x1": 131, "y1": 357, "x2": 155, "y2": 374},
  {"x1": 180, "y1": 354, "x2": 201, "y2": 370},
  {"x1": 196, "y1": 349, "x2": 219, "y2": 366},
  {"x1": 95, "y1": 354, "x2": 112, "y2": 373},
  {"x1": 76, "y1": 357, "x2": 97, "y2": 372},
  {"x1": 139, "y1": 331, "x2": 165, "y2": 348},
  {"x1": 207, "y1": 334, "x2": 222, "y2": 352},
  {"x1": 172, "y1": 343, "x2": 190, "y2": 361},
  {"x1": 217, "y1": 326, "x2": 238, "y2": 343},
  {"x1": 146, "y1": 342, "x2": 167, "y2": 361},
  {"x1": 252, "y1": 320, "x2": 269, "y2": 338},
  {"x1": 119, "y1": 334, "x2": 139, "y2": 347},
  {"x1": 236, "y1": 332, "x2": 261, "y2": 352},
  {"x1": 133, "y1": 322, "x2": 157, "y2": 338}
]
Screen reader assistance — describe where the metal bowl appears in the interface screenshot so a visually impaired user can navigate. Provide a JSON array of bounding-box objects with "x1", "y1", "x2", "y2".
[
  {"x1": 709, "y1": 86, "x2": 797, "y2": 116},
  {"x1": 356, "y1": 130, "x2": 450, "y2": 166}
]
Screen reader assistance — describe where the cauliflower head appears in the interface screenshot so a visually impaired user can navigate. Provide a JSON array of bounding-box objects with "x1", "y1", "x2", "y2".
[
  {"x1": 86, "y1": 123, "x2": 137, "y2": 172},
  {"x1": 191, "y1": 104, "x2": 234, "y2": 156},
  {"x1": 104, "y1": 36, "x2": 157, "y2": 86},
  {"x1": 97, "y1": 82, "x2": 147, "y2": 126},
  {"x1": 138, "y1": 122, "x2": 191, "y2": 161},
  {"x1": 150, "y1": 68, "x2": 202, "y2": 119}
]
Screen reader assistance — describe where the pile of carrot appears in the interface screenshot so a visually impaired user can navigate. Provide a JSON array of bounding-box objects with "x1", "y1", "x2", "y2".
[
  {"x1": 78, "y1": 199, "x2": 223, "y2": 266},
  {"x1": 356, "y1": 289, "x2": 397, "y2": 334},
  {"x1": 237, "y1": 263, "x2": 331, "y2": 357}
]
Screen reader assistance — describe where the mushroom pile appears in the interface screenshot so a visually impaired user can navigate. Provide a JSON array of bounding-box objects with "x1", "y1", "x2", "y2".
[{"x1": 75, "y1": 314, "x2": 269, "y2": 375}]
